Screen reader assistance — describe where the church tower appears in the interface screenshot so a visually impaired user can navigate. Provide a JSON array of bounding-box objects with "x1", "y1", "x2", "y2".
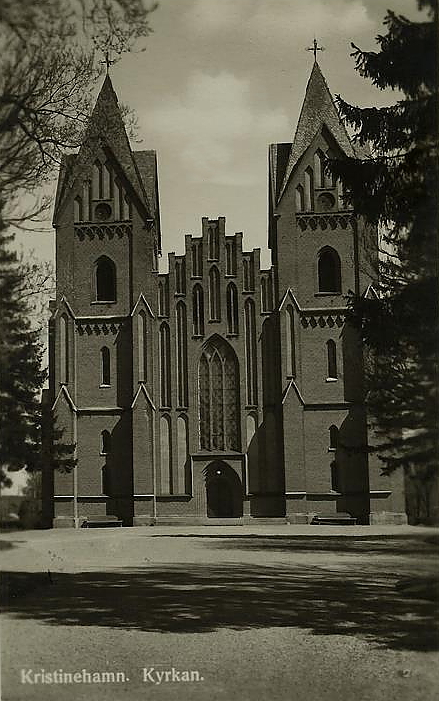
[
  {"x1": 268, "y1": 60, "x2": 406, "y2": 524},
  {"x1": 45, "y1": 76, "x2": 161, "y2": 527},
  {"x1": 44, "y1": 60, "x2": 407, "y2": 527}
]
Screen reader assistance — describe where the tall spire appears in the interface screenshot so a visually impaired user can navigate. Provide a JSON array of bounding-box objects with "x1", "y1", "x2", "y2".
[
  {"x1": 53, "y1": 75, "x2": 151, "y2": 224},
  {"x1": 277, "y1": 61, "x2": 355, "y2": 200}
]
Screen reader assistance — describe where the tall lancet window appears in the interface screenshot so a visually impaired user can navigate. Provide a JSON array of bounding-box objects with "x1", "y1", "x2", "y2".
[
  {"x1": 261, "y1": 275, "x2": 273, "y2": 312},
  {"x1": 304, "y1": 166, "x2": 314, "y2": 211},
  {"x1": 74, "y1": 196, "x2": 83, "y2": 222},
  {"x1": 318, "y1": 247, "x2": 341, "y2": 293},
  {"x1": 198, "y1": 337, "x2": 240, "y2": 451},
  {"x1": 209, "y1": 266, "x2": 221, "y2": 321},
  {"x1": 60, "y1": 314, "x2": 69, "y2": 384},
  {"x1": 158, "y1": 278, "x2": 169, "y2": 316},
  {"x1": 93, "y1": 160, "x2": 103, "y2": 199},
  {"x1": 208, "y1": 226, "x2": 219, "y2": 260},
  {"x1": 175, "y1": 259, "x2": 186, "y2": 294},
  {"x1": 101, "y1": 346, "x2": 111, "y2": 386},
  {"x1": 325, "y1": 150, "x2": 336, "y2": 187},
  {"x1": 327, "y1": 339, "x2": 337, "y2": 379},
  {"x1": 314, "y1": 149, "x2": 325, "y2": 188},
  {"x1": 160, "y1": 415, "x2": 172, "y2": 494},
  {"x1": 329, "y1": 424, "x2": 339, "y2": 450},
  {"x1": 103, "y1": 162, "x2": 113, "y2": 199},
  {"x1": 160, "y1": 323, "x2": 171, "y2": 407},
  {"x1": 138, "y1": 311, "x2": 148, "y2": 382},
  {"x1": 83, "y1": 180, "x2": 92, "y2": 221},
  {"x1": 295, "y1": 184, "x2": 305, "y2": 212},
  {"x1": 225, "y1": 240, "x2": 236, "y2": 276},
  {"x1": 243, "y1": 256, "x2": 254, "y2": 292},
  {"x1": 244, "y1": 299, "x2": 257, "y2": 405},
  {"x1": 95, "y1": 256, "x2": 116, "y2": 302},
  {"x1": 193, "y1": 284, "x2": 204, "y2": 336},
  {"x1": 226, "y1": 283, "x2": 239, "y2": 335},
  {"x1": 176, "y1": 302, "x2": 188, "y2": 407},
  {"x1": 286, "y1": 305, "x2": 296, "y2": 378}
]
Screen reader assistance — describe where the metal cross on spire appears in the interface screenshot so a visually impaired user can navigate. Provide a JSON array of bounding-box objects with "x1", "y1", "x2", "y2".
[
  {"x1": 306, "y1": 38, "x2": 325, "y2": 62},
  {"x1": 100, "y1": 49, "x2": 116, "y2": 75}
]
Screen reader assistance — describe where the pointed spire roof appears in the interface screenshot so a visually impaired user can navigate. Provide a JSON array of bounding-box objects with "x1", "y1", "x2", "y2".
[
  {"x1": 53, "y1": 75, "x2": 152, "y2": 223},
  {"x1": 278, "y1": 61, "x2": 356, "y2": 199}
]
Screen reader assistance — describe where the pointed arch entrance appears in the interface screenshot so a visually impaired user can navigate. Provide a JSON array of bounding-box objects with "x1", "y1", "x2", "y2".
[{"x1": 204, "y1": 462, "x2": 243, "y2": 518}]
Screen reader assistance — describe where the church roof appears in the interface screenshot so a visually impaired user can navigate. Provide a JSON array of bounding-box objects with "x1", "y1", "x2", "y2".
[
  {"x1": 276, "y1": 61, "x2": 357, "y2": 202},
  {"x1": 53, "y1": 75, "x2": 155, "y2": 226}
]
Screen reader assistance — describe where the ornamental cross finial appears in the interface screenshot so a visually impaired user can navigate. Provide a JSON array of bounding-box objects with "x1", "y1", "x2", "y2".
[
  {"x1": 100, "y1": 49, "x2": 116, "y2": 75},
  {"x1": 306, "y1": 38, "x2": 325, "y2": 61}
]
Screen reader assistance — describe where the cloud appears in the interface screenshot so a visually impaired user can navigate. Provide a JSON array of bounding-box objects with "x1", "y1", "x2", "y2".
[
  {"x1": 185, "y1": 0, "x2": 374, "y2": 42},
  {"x1": 142, "y1": 71, "x2": 288, "y2": 186}
]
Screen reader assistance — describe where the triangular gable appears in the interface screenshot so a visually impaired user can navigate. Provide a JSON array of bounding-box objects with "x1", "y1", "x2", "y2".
[
  {"x1": 131, "y1": 383, "x2": 156, "y2": 411},
  {"x1": 52, "y1": 385, "x2": 77, "y2": 413},
  {"x1": 278, "y1": 62, "x2": 356, "y2": 201},
  {"x1": 278, "y1": 288, "x2": 302, "y2": 312},
  {"x1": 53, "y1": 76, "x2": 152, "y2": 225},
  {"x1": 278, "y1": 287, "x2": 347, "y2": 314},
  {"x1": 131, "y1": 293, "x2": 155, "y2": 318},
  {"x1": 50, "y1": 296, "x2": 76, "y2": 321},
  {"x1": 282, "y1": 378, "x2": 305, "y2": 406},
  {"x1": 363, "y1": 284, "x2": 379, "y2": 299}
]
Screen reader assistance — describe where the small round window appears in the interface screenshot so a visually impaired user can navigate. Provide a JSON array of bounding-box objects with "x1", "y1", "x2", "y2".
[
  {"x1": 317, "y1": 192, "x2": 335, "y2": 211},
  {"x1": 94, "y1": 202, "x2": 112, "y2": 221}
]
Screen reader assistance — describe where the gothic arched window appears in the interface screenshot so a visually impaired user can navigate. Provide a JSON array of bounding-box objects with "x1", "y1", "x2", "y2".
[
  {"x1": 138, "y1": 311, "x2": 148, "y2": 382},
  {"x1": 74, "y1": 196, "x2": 83, "y2": 222},
  {"x1": 327, "y1": 339, "x2": 337, "y2": 379},
  {"x1": 295, "y1": 184, "x2": 305, "y2": 212},
  {"x1": 226, "y1": 282, "x2": 238, "y2": 335},
  {"x1": 198, "y1": 337, "x2": 241, "y2": 451},
  {"x1": 176, "y1": 302, "x2": 188, "y2": 407},
  {"x1": 208, "y1": 226, "x2": 219, "y2": 260},
  {"x1": 244, "y1": 299, "x2": 257, "y2": 405},
  {"x1": 175, "y1": 259, "x2": 186, "y2": 294},
  {"x1": 304, "y1": 166, "x2": 314, "y2": 211},
  {"x1": 95, "y1": 256, "x2": 116, "y2": 302},
  {"x1": 193, "y1": 284, "x2": 204, "y2": 336},
  {"x1": 160, "y1": 323, "x2": 171, "y2": 407},
  {"x1": 93, "y1": 160, "x2": 103, "y2": 199},
  {"x1": 286, "y1": 305, "x2": 296, "y2": 378},
  {"x1": 160, "y1": 414, "x2": 172, "y2": 493},
  {"x1": 101, "y1": 429, "x2": 111, "y2": 454},
  {"x1": 329, "y1": 425, "x2": 339, "y2": 450},
  {"x1": 101, "y1": 346, "x2": 110, "y2": 386},
  {"x1": 158, "y1": 278, "x2": 169, "y2": 316},
  {"x1": 60, "y1": 314, "x2": 69, "y2": 384},
  {"x1": 209, "y1": 266, "x2": 221, "y2": 321},
  {"x1": 226, "y1": 240, "x2": 236, "y2": 276},
  {"x1": 314, "y1": 149, "x2": 325, "y2": 188},
  {"x1": 83, "y1": 180, "x2": 92, "y2": 220},
  {"x1": 318, "y1": 247, "x2": 341, "y2": 293},
  {"x1": 325, "y1": 150, "x2": 336, "y2": 187},
  {"x1": 177, "y1": 415, "x2": 188, "y2": 494}
]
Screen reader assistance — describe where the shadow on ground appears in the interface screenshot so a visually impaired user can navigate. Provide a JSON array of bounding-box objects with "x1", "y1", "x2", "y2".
[
  {"x1": 194, "y1": 535, "x2": 439, "y2": 556},
  {"x1": 2, "y1": 563, "x2": 438, "y2": 652}
]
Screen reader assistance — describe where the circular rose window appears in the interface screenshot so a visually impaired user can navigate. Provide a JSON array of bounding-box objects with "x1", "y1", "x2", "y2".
[
  {"x1": 94, "y1": 202, "x2": 112, "y2": 221},
  {"x1": 317, "y1": 192, "x2": 335, "y2": 211}
]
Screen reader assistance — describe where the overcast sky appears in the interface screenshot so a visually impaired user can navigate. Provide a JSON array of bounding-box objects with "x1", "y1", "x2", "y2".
[
  {"x1": 4, "y1": 0, "x2": 426, "y2": 495},
  {"x1": 19, "y1": 0, "x2": 425, "y2": 270}
]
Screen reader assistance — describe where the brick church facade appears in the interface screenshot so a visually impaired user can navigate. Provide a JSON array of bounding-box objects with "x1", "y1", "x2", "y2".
[{"x1": 43, "y1": 61, "x2": 407, "y2": 527}]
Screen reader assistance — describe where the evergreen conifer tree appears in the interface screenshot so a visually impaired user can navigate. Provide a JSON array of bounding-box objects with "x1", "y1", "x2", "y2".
[
  {"x1": 0, "y1": 208, "x2": 46, "y2": 486},
  {"x1": 329, "y1": 1, "x2": 438, "y2": 506}
]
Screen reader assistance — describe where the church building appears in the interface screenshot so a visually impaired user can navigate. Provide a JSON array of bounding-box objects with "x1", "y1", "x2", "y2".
[{"x1": 43, "y1": 60, "x2": 407, "y2": 527}]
